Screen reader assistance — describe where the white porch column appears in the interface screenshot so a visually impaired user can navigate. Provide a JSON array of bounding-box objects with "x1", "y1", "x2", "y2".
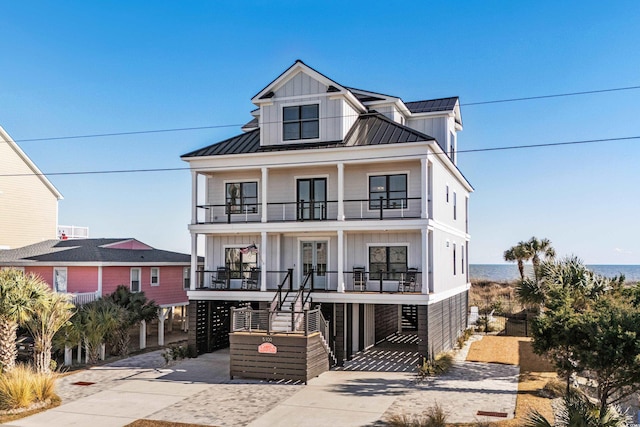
[
  {"x1": 97, "y1": 265, "x2": 103, "y2": 296},
  {"x1": 191, "y1": 171, "x2": 198, "y2": 224},
  {"x1": 190, "y1": 234, "x2": 198, "y2": 290},
  {"x1": 158, "y1": 308, "x2": 170, "y2": 347},
  {"x1": 421, "y1": 228, "x2": 429, "y2": 294},
  {"x1": 261, "y1": 167, "x2": 268, "y2": 223},
  {"x1": 337, "y1": 230, "x2": 345, "y2": 293},
  {"x1": 337, "y1": 162, "x2": 345, "y2": 221},
  {"x1": 139, "y1": 320, "x2": 147, "y2": 350},
  {"x1": 100, "y1": 343, "x2": 106, "y2": 361},
  {"x1": 168, "y1": 307, "x2": 174, "y2": 332},
  {"x1": 64, "y1": 345, "x2": 72, "y2": 366},
  {"x1": 420, "y1": 158, "x2": 428, "y2": 219},
  {"x1": 261, "y1": 231, "x2": 268, "y2": 291}
]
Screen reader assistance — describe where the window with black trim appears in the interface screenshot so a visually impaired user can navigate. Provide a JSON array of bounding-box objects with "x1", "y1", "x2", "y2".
[
  {"x1": 226, "y1": 182, "x2": 258, "y2": 214},
  {"x1": 453, "y1": 191, "x2": 457, "y2": 220},
  {"x1": 283, "y1": 104, "x2": 319, "y2": 140},
  {"x1": 225, "y1": 248, "x2": 258, "y2": 279},
  {"x1": 369, "y1": 174, "x2": 407, "y2": 209},
  {"x1": 369, "y1": 246, "x2": 407, "y2": 280},
  {"x1": 453, "y1": 243, "x2": 457, "y2": 275}
]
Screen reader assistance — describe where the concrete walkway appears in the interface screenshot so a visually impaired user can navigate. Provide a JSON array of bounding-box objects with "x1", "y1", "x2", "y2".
[{"x1": 6, "y1": 336, "x2": 519, "y2": 427}]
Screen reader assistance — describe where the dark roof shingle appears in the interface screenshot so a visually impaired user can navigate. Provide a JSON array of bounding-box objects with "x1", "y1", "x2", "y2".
[{"x1": 0, "y1": 239, "x2": 194, "y2": 264}]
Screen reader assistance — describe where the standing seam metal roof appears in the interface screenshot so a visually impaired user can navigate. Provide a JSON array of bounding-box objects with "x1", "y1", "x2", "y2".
[{"x1": 181, "y1": 113, "x2": 435, "y2": 158}]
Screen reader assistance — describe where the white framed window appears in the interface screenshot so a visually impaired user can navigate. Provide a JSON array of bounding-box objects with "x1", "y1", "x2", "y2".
[
  {"x1": 453, "y1": 243, "x2": 457, "y2": 275},
  {"x1": 368, "y1": 245, "x2": 408, "y2": 281},
  {"x1": 150, "y1": 267, "x2": 159, "y2": 286},
  {"x1": 449, "y1": 131, "x2": 456, "y2": 162},
  {"x1": 461, "y1": 245, "x2": 465, "y2": 275},
  {"x1": 446, "y1": 185, "x2": 449, "y2": 203},
  {"x1": 453, "y1": 191, "x2": 457, "y2": 220},
  {"x1": 225, "y1": 181, "x2": 258, "y2": 214},
  {"x1": 130, "y1": 268, "x2": 141, "y2": 293},
  {"x1": 369, "y1": 174, "x2": 408, "y2": 210},
  {"x1": 225, "y1": 247, "x2": 258, "y2": 279},
  {"x1": 53, "y1": 267, "x2": 67, "y2": 292},
  {"x1": 183, "y1": 267, "x2": 191, "y2": 290},
  {"x1": 283, "y1": 104, "x2": 319, "y2": 140}
]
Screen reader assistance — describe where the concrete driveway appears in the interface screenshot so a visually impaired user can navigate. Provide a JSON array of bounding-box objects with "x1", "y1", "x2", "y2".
[{"x1": 6, "y1": 337, "x2": 519, "y2": 427}]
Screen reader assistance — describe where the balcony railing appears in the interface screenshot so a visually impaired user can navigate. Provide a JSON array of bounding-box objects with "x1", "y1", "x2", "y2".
[
  {"x1": 231, "y1": 306, "x2": 328, "y2": 336},
  {"x1": 194, "y1": 268, "x2": 422, "y2": 294},
  {"x1": 195, "y1": 197, "x2": 422, "y2": 224},
  {"x1": 68, "y1": 291, "x2": 100, "y2": 306}
]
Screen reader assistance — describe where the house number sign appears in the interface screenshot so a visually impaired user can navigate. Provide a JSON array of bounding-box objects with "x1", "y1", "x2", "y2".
[{"x1": 258, "y1": 342, "x2": 277, "y2": 354}]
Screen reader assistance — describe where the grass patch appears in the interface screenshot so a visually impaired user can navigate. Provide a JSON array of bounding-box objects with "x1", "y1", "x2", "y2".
[
  {"x1": 125, "y1": 420, "x2": 213, "y2": 427},
  {"x1": 387, "y1": 403, "x2": 448, "y2": 427}
]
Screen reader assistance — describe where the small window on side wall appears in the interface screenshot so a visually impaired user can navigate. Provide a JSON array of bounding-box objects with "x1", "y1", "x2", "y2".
[
  {"x1": 54, "y1": 267, "x2": 67, "y2": 292},
  {"x1": 151, "y1": 268, "x2": 159, "y2": 286},
  {"x1": 131, "y1": 268, "x2": 141, "y2": 293},
  {"x1": 183, "y1": 267, "x2": 191, "y2": 290}
]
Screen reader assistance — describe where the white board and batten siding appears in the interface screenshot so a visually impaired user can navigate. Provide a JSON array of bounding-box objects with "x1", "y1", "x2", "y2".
[
  {"x1": 407, "y1": 116, "x2": 449, "y2": 149},
  {"x1": 261, "y1": 71, "x2": 356, "y2": 146}
]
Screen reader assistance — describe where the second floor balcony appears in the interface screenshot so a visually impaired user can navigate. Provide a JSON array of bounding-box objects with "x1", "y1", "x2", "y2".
[{"x1": 196, "y1": 197, "x2": 423, "y2": 224}]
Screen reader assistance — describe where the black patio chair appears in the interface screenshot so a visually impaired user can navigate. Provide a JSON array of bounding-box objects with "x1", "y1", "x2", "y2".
[
  {"x1": 242, "y1": 267, "x2": 261, "y2": 290},
  {"x1": 211, "y1": 266, "x2": 230, "y2": 289},
  {"x1": 398, "y1": 268, "x2": 418, "y2": 293}
]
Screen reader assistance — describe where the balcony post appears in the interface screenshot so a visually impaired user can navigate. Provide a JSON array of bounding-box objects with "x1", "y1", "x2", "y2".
[
  {"x1": 190, "y1": 234, "x2": 198, "y2": 291},
  {"x1": 337, "y1": 230, "x2": 345, "y2": 293},
  {"x1": 261, "y1": 167, "x2": 268, "y2": 223},
  {"x1": 191, "y1": 171, "x2": 197, "y2": 224},
  {"x1": 421, "y1": 158, "x2": 428, "y2": 219},
  {"x1": 421, "y1": 228, "x2": 429, "y2": 294},
  {"x1": 260, "y1": 231, "x2": 267, "y2": 291},
  {"x1": 337, "y1": 162, "x2": 344, "y2": 220}
]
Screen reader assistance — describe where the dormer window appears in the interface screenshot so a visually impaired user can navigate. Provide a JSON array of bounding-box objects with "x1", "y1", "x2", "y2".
[{"x1": 283, "y1": 104, "x2": 319, "y2": 140}]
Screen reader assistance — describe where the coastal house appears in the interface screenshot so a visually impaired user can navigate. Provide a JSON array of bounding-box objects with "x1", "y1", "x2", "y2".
[
  {"x1": 0, "y1": 238, "x2": 199, "y2": 347},
  {"x1": 0, "y1": 126, "x2": 63, "y2": 249},
  {"x1": 182, "y1": 61, "x2": 472, "y2": 380}
]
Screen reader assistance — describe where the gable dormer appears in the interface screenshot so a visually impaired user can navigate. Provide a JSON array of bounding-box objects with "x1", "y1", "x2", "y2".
[{"x1": 251, "y1": 61, "x2": 366, "y2": 147}]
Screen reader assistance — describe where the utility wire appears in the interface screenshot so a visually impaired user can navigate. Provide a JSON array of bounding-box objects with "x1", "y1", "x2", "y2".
[
  {"x1": 5, "y1": 84, "x2": 640, "y2": 144},
  {"x1": 1, "y1": 135, "x2": 638, "y2": 178}
]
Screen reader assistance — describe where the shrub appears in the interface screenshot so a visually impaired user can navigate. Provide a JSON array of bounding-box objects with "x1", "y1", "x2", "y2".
[
  {"x1": 162, "y1": 344, "x2": 192, "y2": 364},
  {"x1": 539, "y1": 378, "x2": 566, "y2": 398},
  {"x1": 0, "y1": 365, "x2": 56, "y2": 410},
  {"x1": 386, "y1": 403, "x2": 448, "y2": 426},
  {"x1": 416, "y1": 353, "x2": 453, "y2": 381},
  {"x1": 456, "y1": 328, "x2": 473, "y2": 348}
]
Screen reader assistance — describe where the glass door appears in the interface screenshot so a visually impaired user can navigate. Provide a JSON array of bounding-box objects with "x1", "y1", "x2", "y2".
[
  {"x1": 297, "y1": 178, "x2": 327, "y2": 220},
  {"x1": 301, "y1": 241, "x2": 327, "y2": 289}
]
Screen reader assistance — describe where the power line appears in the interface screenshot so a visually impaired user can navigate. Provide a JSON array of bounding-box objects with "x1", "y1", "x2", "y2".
[
  {"x1": 5, "y1": 83, "x2": 640, "y2": 144},
  {"x1": 1, "y1": 135, "x2": 638, "y2": 178},
  {"x1": 460, "y1": 85, "x2": 640, "y2": 106}
]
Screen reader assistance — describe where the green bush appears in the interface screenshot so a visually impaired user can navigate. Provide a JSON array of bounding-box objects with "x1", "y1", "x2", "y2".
[
  {"x1": 162, "y1": 344, "x2": 192, "y2": 364},
  {"x1": 416, "y1": 353, "x2": 454, "y2": 381},
  {"x1": 456, "y1": 328, "x2": 473, "y2": 348}
]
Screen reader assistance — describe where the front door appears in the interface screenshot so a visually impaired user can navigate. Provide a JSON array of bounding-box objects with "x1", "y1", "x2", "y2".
[
  {"x1": 297, "y1": 178, "x2": 327, "y2": 220},
  {"x1": 301, "y1": 241, "x2": 327, "y2": 289}
]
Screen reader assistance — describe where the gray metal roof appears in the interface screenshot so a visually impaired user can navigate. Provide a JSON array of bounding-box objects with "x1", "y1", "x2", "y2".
[
  {"x1": 181, "y1": 113, "x2": 435, "y2": 158},
  {"x1": 404, "y1": 97, "x2": 458, "y2": 113},
  {"x1": 0, "y1": 239, "x2": 195, "y2": 264}
]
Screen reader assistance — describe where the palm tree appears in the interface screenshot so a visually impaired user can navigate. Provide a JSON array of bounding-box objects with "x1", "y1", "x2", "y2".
[
  {"x1": 526, "y1": 237, "x2": 556, "y2": 281},
  {"x1": 504, "y1": 242, "x2": 532, "y2": 280},
  {"x1": 104, "y1": 285, "x2": 159, "y2": 356},
  {"x1": 25, "y1": 292, "x2": 75, "y2": 373},
  {"x1": 72, "y1": 299, "x2": 126, "y2": 364},
  {"x1": 0, "y1": 269, "x2": 49, "y2": 371},
  {"x1": 525, "y1": 390, "x2": 629, "y2": 426}
]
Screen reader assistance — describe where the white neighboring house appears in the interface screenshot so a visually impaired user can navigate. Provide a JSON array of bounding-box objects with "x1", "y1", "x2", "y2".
[
  {"x1": 181, "y1": 61, "x2": 473, "y2": 364},
  {"x1": 0, "y1": 126, "x2": 63, "y2": 250}
]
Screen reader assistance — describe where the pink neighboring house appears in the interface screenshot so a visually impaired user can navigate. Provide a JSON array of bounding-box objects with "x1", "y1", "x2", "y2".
[{"x1": 0, "y1": 238, "x2": 198, "y2": 308}]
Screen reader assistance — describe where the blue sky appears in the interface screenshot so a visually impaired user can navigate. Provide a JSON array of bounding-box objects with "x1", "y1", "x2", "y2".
[{"x1": 1, "y1": 1, "x2": 639, "y2": 264}]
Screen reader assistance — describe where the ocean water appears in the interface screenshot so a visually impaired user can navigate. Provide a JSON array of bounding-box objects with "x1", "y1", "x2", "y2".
[{"x1": 470, "y1": 264, "x2": 640, "y2": 282}]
